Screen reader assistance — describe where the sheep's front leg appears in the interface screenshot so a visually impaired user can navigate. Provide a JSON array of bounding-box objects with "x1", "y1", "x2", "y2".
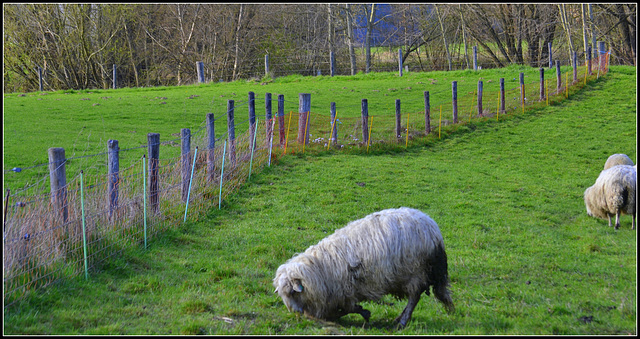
[
  {"x1": 615, "y1": 212, "x2": 621, "y2": 230},
  {"x1": 395, "y1": 293, "x2": 421, "y2": 328},
  {"x1": 330, "y1": 304, "x2": 371, "y2": 322}
]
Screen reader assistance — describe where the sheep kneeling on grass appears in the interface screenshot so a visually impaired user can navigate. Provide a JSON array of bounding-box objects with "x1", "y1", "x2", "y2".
[
  {"x1": 273, "y1": 207, "x2": 454, "y2": 328},
  {"x1": 584, "y1": 165, "x2": 636, "y2": 230},
  {"x1": 603, "y1": 153, "x2": 634, "y2": 170}
]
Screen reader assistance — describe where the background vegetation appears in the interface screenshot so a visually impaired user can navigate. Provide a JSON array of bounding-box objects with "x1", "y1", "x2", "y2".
[
  {"x1": 3, "y1": 66, "x2": 636, "y2": 334},
  {"x1": 3, "y1": 3, "x2": 636, "y2": 92}
]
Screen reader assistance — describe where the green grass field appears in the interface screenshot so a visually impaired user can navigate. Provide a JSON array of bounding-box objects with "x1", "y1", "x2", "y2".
[{"x1": 2, "y1": 66, "x2": 636, "y2": 334}]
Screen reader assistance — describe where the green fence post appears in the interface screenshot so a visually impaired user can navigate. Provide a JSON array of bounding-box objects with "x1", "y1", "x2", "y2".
[
  {"x1": 143, "y1": 155, "x2": 147, "y2": 249},
  {"x1": 248, "y1": 119, "x2": 259, "y2": 181},
  {"x1": 184, "y1": 147, "x2": 198, "y2": 223},
  {"x1": 80, "y1": 170, "x2": 88, "y2": 280},
  {"x1": 219, "y1": 140, "x2": 227, "y2": 210}
]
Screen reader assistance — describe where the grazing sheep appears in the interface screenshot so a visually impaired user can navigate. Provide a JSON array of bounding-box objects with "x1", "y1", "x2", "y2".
[
  {"x1": 603, "y1": 153, "x2": 634, "y2": 170},
  {"x1": 584, "y1": 165, "x2": 636, "y2": 230},
  {"x1": 273, "y1": 207, "x2": 454, "y2": 328}
]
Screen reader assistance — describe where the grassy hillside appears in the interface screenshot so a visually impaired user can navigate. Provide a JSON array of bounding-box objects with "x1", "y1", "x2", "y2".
[{"x1": 3, "y1": 66, "x2": 636, "y2": 334}]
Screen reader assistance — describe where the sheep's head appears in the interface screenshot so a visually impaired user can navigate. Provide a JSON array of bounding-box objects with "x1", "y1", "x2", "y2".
[
  {"x1": 273, "y1": 258, "x2": 327, "y2": 319},
  {"x1": 274, "y1": 272, "x2": 306, "y2": 314}
]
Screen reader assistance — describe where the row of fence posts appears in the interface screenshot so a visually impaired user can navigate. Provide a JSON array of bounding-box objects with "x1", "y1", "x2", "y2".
[
  {"x1": 44, "y1": 49, "x2": 608, "y2": 227},
  {"x1": 43, "y1": 91, "x2": 293, "y2": 227},
  {"x1": 33, "y1": 41, "x2": 610, "y2": 91}
]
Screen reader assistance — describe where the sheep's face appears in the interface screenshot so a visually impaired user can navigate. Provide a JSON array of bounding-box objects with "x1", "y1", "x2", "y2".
[{"x1": 274, "y1": 273, "x2": 308, "y2": 315}]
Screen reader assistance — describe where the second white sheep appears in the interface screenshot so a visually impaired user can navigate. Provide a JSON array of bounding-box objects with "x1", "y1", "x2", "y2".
[{"x1": 584, "y1": 164, "x2": 636, "y2": 230}]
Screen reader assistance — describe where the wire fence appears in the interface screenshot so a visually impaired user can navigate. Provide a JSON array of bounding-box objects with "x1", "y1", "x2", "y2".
[{"x1": 3, "y1": 52, "x2": 611, "y2": 308}]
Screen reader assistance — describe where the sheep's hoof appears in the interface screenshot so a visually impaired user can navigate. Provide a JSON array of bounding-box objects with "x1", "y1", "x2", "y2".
[
  {"x1": 395, "y1": 319, "x2": 408, "y2": 329},
  {"x1": 394, "y1": 314, "x2": 410, "y2": 328}
]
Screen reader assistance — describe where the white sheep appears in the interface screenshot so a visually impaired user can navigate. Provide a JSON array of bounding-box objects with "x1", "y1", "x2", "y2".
[
  {"x1": 273, "y1": 207, "x2": 454, "y2": 328},
  {"x1": 584, "y1": 165, "x2": 636, "y2": 230},
  {"x1": 603, "y1": 153, "x2": 634, "y2": 170}
]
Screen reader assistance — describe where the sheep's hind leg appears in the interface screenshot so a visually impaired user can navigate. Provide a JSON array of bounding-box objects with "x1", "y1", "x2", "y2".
[
  {"x1": 395, "y1": 292, "x2": 421, "y2": 328},
  {"x1": 353, "y1": 304, "x2": 371, "y2": 322},
  {"x1": 615, "y1": 212, "x2": 621, "y2": 230}
]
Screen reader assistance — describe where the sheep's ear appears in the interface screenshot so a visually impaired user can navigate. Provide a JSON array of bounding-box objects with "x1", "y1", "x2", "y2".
[
  {"x1": 274, "y1": 286, "x2": 279, "y2": 293},
  {"x1": 293, "y1": 280, "x2": 304, "y2": 293}
]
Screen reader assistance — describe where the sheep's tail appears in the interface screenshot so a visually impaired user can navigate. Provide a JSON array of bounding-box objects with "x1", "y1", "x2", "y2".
[{"x1": 430, "y1": 243, "x2": 455, "y2": 313}]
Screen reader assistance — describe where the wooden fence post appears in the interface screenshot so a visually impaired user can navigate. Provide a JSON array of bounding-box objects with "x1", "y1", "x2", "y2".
[
  {"x1": 181, "y1": 128, "x2": 191, "y2": 202},
  {"x1": 112, "y1": 64, "x2": 117, "y2": 89},
  {"x1": 278, "y1": 95, "x2": 285, "y2": 146},
  {"x1": 248, "y1": 91, "x2": 256, "y2": 144},
  {"x1": 196, "y1": 61, "x2": 205, "y2": 83},
  {"x1": 572, "y1": 51, "x2": 578, "y2": 83},
  {"x1": 398, "y1": 48, "x2": 403, "y2": 77},
  {"x1": 539, "y1": 68, "x2": 545, "y2": 101},
  {"x1": 298, "y1": 93, "x2": 311, "y2": 145},
  {"x1": 599, "y1": 41, "x2": 605, "y2": 67},
  {"x1": 227, "y1": 100, "x2": 236, "y2": 166},
  {"x1": 556, "y1": 60, "x2": 561, "y2": 91},
  {"x1": 499, "y1": 78, "x2": 505, "y2": 113},
  {"x1": 519, "y1": 72, "x2": 525, "y2": 107},
  {"x1": 206, "y1": 113, "x2": 215, "y2": 182},
  {"x1": 48, "y1": 147, "x2": 68, "y2": 224},
  {"x1": 395, "y1": 99, "x2": 402, "y2": 139},
  {"x1": 265, "y1": 93, "x2": 273, "y2": 145},
  {"x1": 473, "y1": 46, "x2": 478, "y2": 71},
  {"x1": 147, "y1": 133, "x2": 160, "y2": 213},
  {"x1": 595, "y1": 41, "x2": 600, "y2": 68},
  {"x1": 424, "y1": 91, "x2": 431, "y2": 135},
  {"x1": 38, "y1": 67, "x2": 43, "y2": 91},
  {"x1": 587, "y1": 46, "x2": 592, "y2": 75},
  {"x1": 361, "y1": 99, "x2": 369, "y2": 145},
  {"x1": 330, "y1": 51, "x2": 336, "y2": 77},
  {"x1": 477, "y1": 80, "x2": 483, "y2": 116},
  {"x1": 330, "y1": 102, "x2": 337, "y2": 146},
  {"x1": 265, "y1": 54, "x2": 270, "y2": 77},
  {"x1": 452, "y1": 81, "x2": 458, "y2": 123},
  {"x1": 107, "y1": 139, "x2": 119, "y2": 220}
]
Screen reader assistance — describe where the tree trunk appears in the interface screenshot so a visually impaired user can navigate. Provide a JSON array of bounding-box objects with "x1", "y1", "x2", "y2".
[
  {"x1": 558, "y1": 4, "x2": 575, "y2": 64},
  {"x1": 232, "y1": 4, "x2": 244, "y2": 81},
  {"x1": 581, "y1": 4, "x2": 589, "y2": 63},
  {"x1": 616, "y1": 4, "x2": 635, "y2": 65},
  {"x1": 459, "y1": 5, "x2": 470, "y2": 69},
  {"x1": 346, "y1": 4, "x2": 357, "y2": 75},
  {"x1": 435, "y1": 5, "x2": 451, "y2": 71},
  {"x1": 124, "y1": 21, "x2": 140, "y2": 87},
  {"x1": 365, "y1": 4, "x2": 376, "y2": 73}
]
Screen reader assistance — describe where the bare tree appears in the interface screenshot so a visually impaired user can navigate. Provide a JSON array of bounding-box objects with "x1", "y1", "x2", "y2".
[
  {"x1": 459, "y1": 5, "x2": 471, "y2": 69},
  {"x1": 365, "y1": 4, "x2": 376, "y2": 73},
  {"x1": 345, "y1": 4, "x2": 357, "y2": 75},
  {"x1": 557, "y1": 4, "x2": 576, "y2": 64},
  {"x1": 434, "y1": 5, "x2": 452, "y2": 71},
  {"x1": 232, "y1": 4, "x2": 244, "y2": 81}
]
